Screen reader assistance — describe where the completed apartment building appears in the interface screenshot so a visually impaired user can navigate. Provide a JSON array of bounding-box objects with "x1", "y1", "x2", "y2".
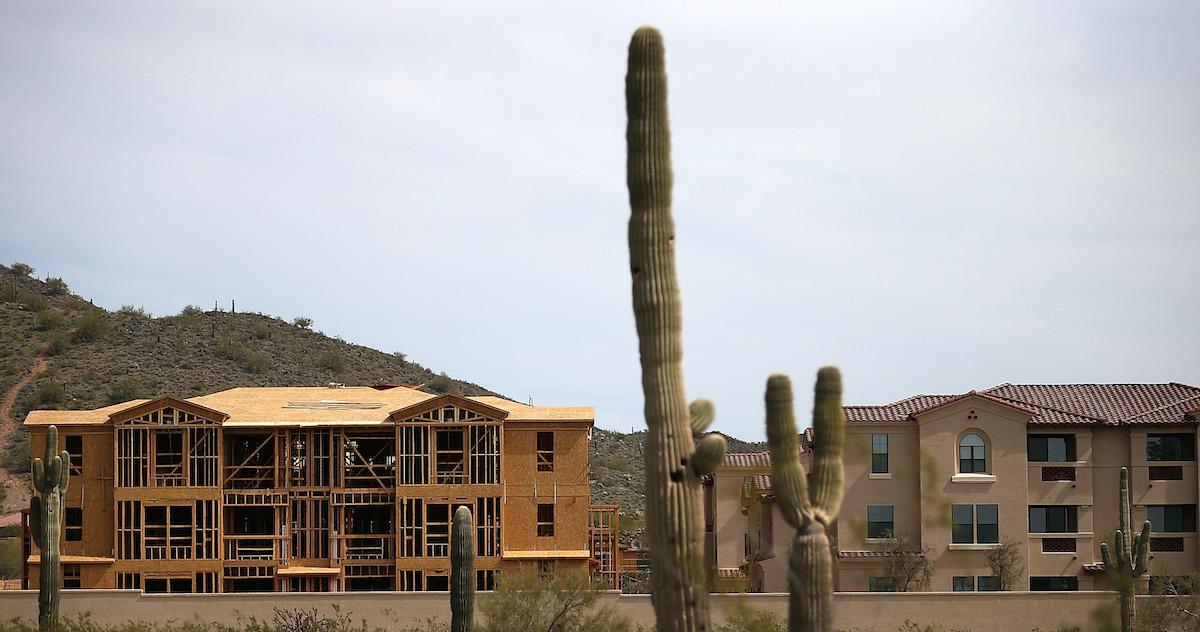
[
  {"x1": 23, "y1": 385, "x2": 620, "y2": 592},
  {"x1": 710, "y1": 383, "x2": 1200, "y2": 593}
]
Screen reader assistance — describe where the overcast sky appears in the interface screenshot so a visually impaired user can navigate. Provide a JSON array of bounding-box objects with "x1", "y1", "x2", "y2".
[{"x1": 2, "y1": 2, "x2": 1197, "y2": 440}]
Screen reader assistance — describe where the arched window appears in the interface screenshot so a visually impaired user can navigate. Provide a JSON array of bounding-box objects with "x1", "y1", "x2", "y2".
[{"x1": 959, "y1": 433, "x2": 987, "y2": 473}]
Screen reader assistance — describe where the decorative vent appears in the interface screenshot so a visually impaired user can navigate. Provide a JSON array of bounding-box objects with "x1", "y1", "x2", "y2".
[
  {"x1": 1042, "y1": 538, "x2": 1076, "y2": 553},
  {"x1": 1149, "y1": 466, "x2": 1184, "y2": 481},
  {"x1": 283, "y1": 401, "x2": 384, "y2": 410},
  {"x1": 1041, "y1": 466, "x2": 1076, "y2": 482},
  {"x1": 1151, "y1": 537, "x2": 1185, "y2": 552}
]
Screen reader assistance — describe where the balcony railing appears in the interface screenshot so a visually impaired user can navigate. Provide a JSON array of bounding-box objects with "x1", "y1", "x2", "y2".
[
  {"x1": 223, "y1": 535, "x2": 284, "y2": 561},
  {"x1": 342, "y1": 536, "x2": 393, "y2": 560},
  {"x1": 1041, "y1": 466, "x2": 1076, "y2": 482},
  {"x1": 1041, "y1": 538, "x2": 1076, "y2": 553},
  {"x1": 1151, "y1": 537, "x2": 1185, "y2": 552},
  {"x1": 1149, "y1": 466, "x2": 1184, "y2": 481}
]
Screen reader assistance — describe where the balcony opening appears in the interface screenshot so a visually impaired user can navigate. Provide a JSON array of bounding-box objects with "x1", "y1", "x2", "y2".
[
  {"x1": 226, "y1": 507, "x2": 277, "y2": 561},
  {"x1": 435, "y1": 429, "x2": 466, "y2": 484},
  {"x1": 225, "y1": 433, "x2": 276, "y2": 489}
]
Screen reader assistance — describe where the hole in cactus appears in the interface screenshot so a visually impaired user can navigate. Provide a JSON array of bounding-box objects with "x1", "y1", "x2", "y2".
[
  {"x1": 631, "y1": 266, "x2": 641, "y2": 276},
  {"x1": 670, "y1": 468, "x2": 683, "y2": 482}
]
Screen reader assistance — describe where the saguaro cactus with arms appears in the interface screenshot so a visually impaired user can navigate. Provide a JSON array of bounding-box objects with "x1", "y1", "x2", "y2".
[
  {"x1": 31, "y1": 425, "x2": 71, "y2": 632},
  {"x1": 765, "y1": 369, "x2": 845, "y2": 632},
  {"x1": 626, "y1": 25, "x2": 728, "y2": 632},
  {"x1": 1100, "y1": 467, "x2": 1151, "y2": 632}
]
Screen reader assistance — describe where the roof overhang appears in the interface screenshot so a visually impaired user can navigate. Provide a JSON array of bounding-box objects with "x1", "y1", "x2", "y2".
[
  {"x1": 502, "y1": 549, "x2": 590, "y2": 560},
  {"x1": 908, "y1": 391, "x2": 1037, "y2": 422},
  {"x1": 109, "y1": 396, "x2": 229, "y2": 424},
  {"x1": 387, "y1": 393, "x2": 510, "y2": 422}
]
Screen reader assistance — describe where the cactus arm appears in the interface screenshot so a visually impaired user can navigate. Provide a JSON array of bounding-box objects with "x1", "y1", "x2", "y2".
[
  {"x1": 765, "y1": 374, "x2": 811, "y2": 530},
  {"x1": 58, "y1": 452, "x2": 70, "y2": 493},
  {"x1": 33, "y1": 458, "x2": 47, "y2": 493},
  {"x1": 692, "y1": 433, "x2": 727, "y2": 476},
  {"x1": 689, "y1": 399, "x2": 715, "y2": 436},
  {"x1": 46, "y1": 456, "x2": 62, "y2": 496},
  {"x1": 1134, "y1": 520, "x2": 1151, "y2": 576},
  {"x1": 1100, "y1": 541, "x2": 1113, "y2": 571},
  {"x1": 808, "y1": 367, "x2": 845, "y2": 524},
  {"x1": 450, "y1": 506, "x2": 474, "y2": 632}
]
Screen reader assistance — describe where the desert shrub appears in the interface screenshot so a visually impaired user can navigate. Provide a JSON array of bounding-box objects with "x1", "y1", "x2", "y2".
[
  {"x1": 252, "y1": 322, "x2": 272, "y2": 340},
  {"x1": 45, "y1": 332, "x2": 71, "y2": 356},
  {"x1": 72, "y1": 312, "x2": 110, "y2": 342},
  {"x1": 10, "y1": 262, "x2": 33, "y2": 276},
  {"x1": 427, "y1": 372, "x2": 455, "y2": 394},
  {"x1": 18, "y1": 289, "x2": 48, "y2": 312},
  {"x1": 107, "y1": 377, "x2": 145, "y2": 404},
  {"x1": 715, "y1": 603, "x2": 785, "y2": 632},
  {"x1": 479, "y1": 568, "x2": 633, "y2": 632},
  {"x1": 117, "y1": 305, "x2": 148, "y2": 317},
  {"x1": 317, "y1": 352, "x2": 345, "y2": 373},
  {"x1": 35, "y1": 309, "x2": 64, "y2": 331},
  {"x1": 393, "y1": 351, "x2": 407, "y2": 362},
  {"x1": 180, "y1": 304, "x2": 205, "y2": 317},
  {"x1": 293, "y1": 316, "x2": 313, "y2": 329},
  {"x1": 216, "y1": 335, "x2": 271, "y2": 373},
  {"x1": 45, "y1": 277, "x2": 68, "y2": 295},
  {"x1": 29, "y1": 381, "x2": 66, "y2": 409}
]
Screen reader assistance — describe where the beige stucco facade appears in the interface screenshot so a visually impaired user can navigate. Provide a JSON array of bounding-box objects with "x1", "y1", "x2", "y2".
[{"x1": 710, "y1": 383, "x2": 1200, "y2": 594}]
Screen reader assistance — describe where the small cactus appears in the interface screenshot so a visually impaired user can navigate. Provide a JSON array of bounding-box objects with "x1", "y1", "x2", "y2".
[
  {"x1": 765, "y1": 369, "x2": 845, "y2": 632},
  {"x1": 450, "y1": 506, "x2": 474, "y2": 632},
  {"x1": 31, "y1": 425, "x2": 71, "y2": 632},
  {"x1": 626, "y1": 25, "x2": 727, "y2": 632},
  {"x1": 1100, "y1": 467, "x2": 1150, "y2": 632}
]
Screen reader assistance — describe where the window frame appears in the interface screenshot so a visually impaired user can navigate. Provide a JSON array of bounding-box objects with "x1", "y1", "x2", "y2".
[
  {"x1": 1027, "y1": 434, "x2": 1076, "y2": 463},
  {"x1": 536, "y1": 503, "x2": 555, "y2": 537},
  {"x1": 536, "y1": 431, "x2": 555, "y2": 473},
  {"x1": 866, "y1": 505, "x2": 894, "y2": 540},
  {"x1": 1147, "y1": 434, "x2": 1196, "y2": 462},
  {"x1": 65, "y1": 435, "x2": 84, "y2": 475},
  {"x1": 958, "y1": 433, "x2": 988, "y2": 474},
  {"x1": 952, "y1": 576, "x2": 975, "y2": 592},
  {"x1": 952, "y1": 504, "x2": 999, "y2": 544},
  {"x1": 871, "y1": 433, "x2": 889, "y2": 474},
  {"x1": 1029, "y1": 505, "x2": 1079, "y2": 534},
  {"x1": 1148, "y1": 504, "x2": 1198, "y2": 533},
  {"x1": 868, "y1": 576, "x2": 897, "y2": 592},
  {"x1": 65, "y1": 507, "x2": 83, "y2": 542}
]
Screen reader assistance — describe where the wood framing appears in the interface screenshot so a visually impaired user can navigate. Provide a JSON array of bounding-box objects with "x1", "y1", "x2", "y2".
[{"x1": 23, "y1": 386, "x2": 614, "y2": 592}]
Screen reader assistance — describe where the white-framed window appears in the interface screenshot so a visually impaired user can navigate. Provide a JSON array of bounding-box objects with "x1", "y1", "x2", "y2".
[{"x1": 959, "y1": 433, "x2": 987, "y2": 473}]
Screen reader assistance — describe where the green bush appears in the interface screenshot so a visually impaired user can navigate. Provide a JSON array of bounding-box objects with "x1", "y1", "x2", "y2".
[
  {"x1": 107, "y1": 377, "x2": 145, "y2": 404},
  {"x1": 18, "y1": 289, "x2": 48, "y2": 312},
  {"x1": 479, "y1": 569, "x2": 634, "y2": 632},
  {"x1": 45, "y1": 332, "x2": 71, "y2": 356},
  {"x1": 293, "y1": 316, "x2": 313, "y2": 329},
  {"x1": 29, "y1": 381, "x2": 66, "y2": 409},
  {"x1": 216, "y1": 335, "x2": 271, "y2": 374},
  {"x1": 45, "y1": 277, "x2": 68, "y2": 295},
  {"x1": 72, "y1": 312, "x2": 110, "y2": 342},
  {"x1": 252, "y1": 322, "x2": 272, "y2": 340},
  {"x1": 35, "y1": 309, "x2": 64, "y2": 331},
  {"x1": 180, "y1": 305, "x2": 205, "y2": 317},
  {"x1": 427, "y1": 373, "x2": 455, "y2": 394},
  {"x1": 0, "y1": 538, "x2": 20, "y2": 581},
  {"x1": 10, "y1": 262, "x2": 33, "y2": 277},
  {"x1": 715, "y1": 603, "x2": 785, "y2": 632},
  {"x1": 318, "y1": 352, "x2": 345, "y2": 373},
  {"x1": 117, "y1": 305, "x2": 148, "y2": 317}
]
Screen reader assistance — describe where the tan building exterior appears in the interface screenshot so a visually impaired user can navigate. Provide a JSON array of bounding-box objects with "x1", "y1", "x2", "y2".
[
  {"x1": 22, "y1": 385, "x2": 620, "y2": 592},
  {"x1": 710, "y1": 383, "x2": 1200, "y2": 593}
]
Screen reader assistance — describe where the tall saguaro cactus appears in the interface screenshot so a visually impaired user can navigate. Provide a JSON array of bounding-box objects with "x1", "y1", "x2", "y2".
[
  {"x1": 765, "y1": 370, "x2": 845, "y2": 632},
  {"x1": 450, "y1": 506, "x2": 475, "y2": 632},
  {"x1": 31, "y1": 425, "x2": 71, "y2": 632},
  {"x1": 626, "y1": 25, "x2": 728, "y2": 632},
  {"x1": 1100, "y1": 467, "x2": 1151, "y2": 632}
]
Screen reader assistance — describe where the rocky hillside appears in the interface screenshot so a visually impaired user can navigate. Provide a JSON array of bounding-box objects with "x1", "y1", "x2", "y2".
[{"x1": 0, "y1": 262, "x2": 763, "y2": 524}]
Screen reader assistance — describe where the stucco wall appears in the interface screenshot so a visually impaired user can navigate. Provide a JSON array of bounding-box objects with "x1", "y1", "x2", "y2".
[{"x1": 0, "y1": 590, "x2": 1138, "y2": 631}]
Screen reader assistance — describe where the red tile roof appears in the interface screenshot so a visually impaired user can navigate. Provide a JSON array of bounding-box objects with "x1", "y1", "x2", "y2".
[
  {"x1": 847, "y1": 383, "x2": 1200, "y2": 427},
  {"x1": 722, "y1": 452, "x2": 772, "y2": 468}
]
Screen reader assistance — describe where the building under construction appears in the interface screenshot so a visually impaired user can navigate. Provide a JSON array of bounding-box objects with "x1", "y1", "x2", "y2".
[{"x1": 23, "y1": 385, "x2": 620, "y2": 592}]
